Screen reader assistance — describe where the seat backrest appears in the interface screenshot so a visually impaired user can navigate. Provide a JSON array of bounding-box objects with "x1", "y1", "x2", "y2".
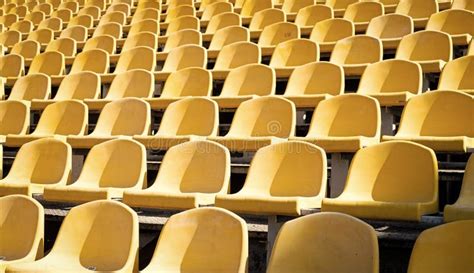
[
  {"x1": 9, "y1": 73, "x2": 50, "y2": 101},
  {"x1": 131, "y1": 8, "x2": 160, "y2": 24},
  {"x1": 107, "y1": 3, "x2": 130, "y2": 16},
  {"x1": 59, "y1": 1, "x2": 79, "y2": 13},
  {"x1": 24, "y1": 11, "x2": 45, "y2": 25},
  {"x1": 106, "y1": 69, "x2": 153, "y2": 99},
  {"x1": 129, "y1": 20, "x2": 159, "y2": 38},
  {"x1": 83, "y1": 35, "x2": 116, "y2": 54},
  {"x1": 284, "y1": 61, "x2": 344, "y2": 96},
  {"x1": 28, "y1": 51, "x2": 65, "y2": 76},
  {"x1": 34, "y1": 100, "x2": 87, "y2": 136},
  {"x1": 115, "y1": 46, "x2": 155, "y2": 73},
  {"x1": 162, "y1": 29, "x2": 201, "y2": 53},
  {"x1": 160, "y1": 67, "x2": 212, "y2": 98},
  {"x1": 165, "y1": 15, "x2": 199, "y2": 36},
  {"x1": 241, "y1": 0, "x2": 273, "y2": 17},
  {"x1": 308, "y1": 94, "x2": 380, "y2": 138},
  {"x1": 452, "y1": 0, "x2": 474, "y2": 10},
  {"x1": 164, "y1": 5, "x2": 195, "y2": 23},
  {"x1": 282, "y1": 0, "x2": 315, "y2": 13},
  {"x1": 143, "y1": 207, "x2": 247, "y2": 273},
  {"x1": 310, "y1": 18, "x2": 354, "y2": 43},
  {"x1": 52, "y1": 8, "x2": 73, "y2": 22},
  {"x1": 395, "y1": 0, "x2": 439, "y2": 19},
  {"x1": 366, "y1": 13, "x2": 413, "y2": 39},
  {"x1": 326, "y1": 0, "x2": 358, "y2": 10},
  {"x1": 93, "y1": 22, "x2": 123, "y2": 39},
  {"x1": 205, "y1": 11, "x2": 241, "y2": 34},
  {"x1": 249, "y1": 8, "x2": 285, "y2": 31},
  {"x1": 199, "y1": 0, "x2": 229, "y2": 11},
  {"x1": 220, "y1": 63, "x2": 275, "y2": 97},
  {"x1": 68, "y1": 14, "x2": 94, "y2": 28},
  {"x1": 11, "y1": 40, "x2": 40, "y2": 59},
  {"x1": 396, "y1": 90, "x2": 474, "y2": 137},
  {"x1": 214, "y1": 41, "x2": 260, "y2": 70},
  {"x1": 167, "y1": 0, "x2": 194, "y2": 10},
  {"x1": 438, "y1": 55, "x2": 474, "y2": 91},
  {"x1": 0, "y1": 30, "x2": 21, "y2": 46},
  {"x1": 227, "y1": 96, "x2": 296, "y2": 138},
  {"x1": 99, "y1": 10, "x2": 126, "y2": 26},
  {"x1": 343, "y1": 1, "x2": 384, "y2": 23},
  {"x1": 209, "y1": 26, "x2": 249, "y2": 50},
  {"x1": 426, "y1": 9, "x2": 474, "y2": 36},
  {"x1": 0, "y1": 54, "x2": 24, "y2": 77},
  {"x1": 157, "y1": 98, "x2": 218, "y2": 138},
  {"x1": 408, "y1": 220, "x2": 474, "y2": 273},
  {"x1": 270, "y1": 39, "x2": 319, "y2": 67},
  {"x1": 330, "y1": 35, "x2": 382, "y2": 65},
  {"x1": 27, "y1": 28, "x2": 54, "y2": 44},
  {"x1": 37, "y1": 17, "x2": 62, "y2": 31},
  {"x1": 295, "y1": 4, "x2": 333, "y2": 27},
  {"x1": 201, "y1": 1, "x2": 233, "y2": 21},
  {"x1": 267, "y1": 212, "x2": 378, "y2": 273},
  {"x1": 54, "y1": 71, "x2": 101, "y2": 100},
  {"x1": 10, "y1": 20, "x2": 33, "y2": 33},
  {"x1": 70, "y1": 49, "x2": 109, "y2": 74},
  {"x1": 136, "y1": 1, "x2": 161, "y2": 11},
  {"x1": 122, "y1": 32, "x2": 158, "y2": 52},
  {"x1": 0, "y1": 100, "x2": 29, "y2": 135},
  {"x1": 258, "y1": 22, "x2": 300, "y2": 47},
  {"x1": 162, "y1": 44, "x2": 206, "y2": 72},
  {"x1": 395, "y1": 30, "x2": 452, "y2": 62},
  {"x1": 46, "y1": 37, "x2": 77, "y2": 57}
]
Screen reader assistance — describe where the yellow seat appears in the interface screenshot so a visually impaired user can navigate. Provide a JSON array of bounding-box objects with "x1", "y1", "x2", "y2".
[
  {"x1": 86, "y1": 69, "x2": 153, "y2": 110},
  {"x1": 114, "y1": 46, "x2": 156, "y2": 74},
  {"x1": 78, "y1": 6, "x2": 102, "y2": 19},
  {"x1": 85, "y1": 0, "x2": 107, "y2": 10},
  {"x1": 157, "y1": 44, "x2": 206, "y2": 81},
  {"x1": 136, "y1": 1, "x2": 161, "y2": 11},
  {"x1": 383, "y1": 90, "x2": 474, "y2": 151},
  {"x1": 0, "y1": 30, "x2": 21, "y2": 47},
  {"x1": 212, "y1": 41, "x2": 260, "y2": 79},
  {"x1": 51, "y1": 9, "x2": 73, "y2": 23},
  {"x1": 208, "y1": 96, "x2": 296, "y2": 152},
  {"x1": 270, "y1": 38, "x2": 319, "y2": 78},
  {"x1": 325, "y1": 138, "x2": 439, "y2": 218},
  {"x1": 343, "y1": 1, "x2": 384, "y2": 33},
  {"x1": 27, "y1": 28, "x2": 54, "y2": 46},
  {"x1": 310, "y1": 18, "x2": 354, "y2": 53},
  {"x1": 395, "y1": 30, "x2": 452, "y2": 73},
  {"x1": 438, "y1": 55, "x2": 474, "y2": 95},
  {"x1": 44, "y1": 139, "x2": 146, "y2": 202},
  {"x1": 11, "y1": 40, "x2": 40, "y2": 60},
  {"x1": 164, "y1": 5, "x2": 195, "y2": 23},
  {"x1": 70, "y1": 49, "x2": 110, "y2": 74},
  {"x1": 46, "y1": 0, "x2": 61, "y2": 9},
  {"x1": 9, "y1": 5, "x2": 27, "y2": 17},
  {"x1": 204, "y1": 11, "x2": 241, "y2": 37},
  {"x1": 148, "y1": 67, "x2": 211, "y2": 109},
  {"x1": 107, "y1": 3, "x2": 130, "y2": 16},
  {"x1": 216, "y1": 141, "x2": 326, "y2": 215},
  {"x1": 208, "y1": 26, "x2": 249, "y2": 58},
  {"x1": 0, "y1": 100, "x2": 30, "y2": 143},
  {"x1": 240, "y1": 0, "x2": 273, "y2": 22},
  {"x1": 31, "y1": 71, "x2": 100, "y2": 110},
  {"x1": 5, "y1": 200, "x2": 139, "y2": 273},
  {"x1": 0, "y1": 54, "x2": 24, "y2": 78},
  {"x1": 45, "y1": 38, "x2": 77, "y2": 57},
  {"x1": 395, "y1": 0, "x2": 439, "y2": 28},
  {"x1": 28, "y1": 51, "x2": 65, "y2": 76},
  {"x1": 357, "y1": 59, "x2": 422, "y2": 106},
  {"x1": 407, "y1": 220, "x2": 474, "y2": 273},
  {"x1": 426, "y1": 9, "x2": 474, "y2": 46},
  {"x1": 0, "y1": 14, "x2": 18, "y2": 27},
  {"x1": 0, "y1": 138, "x2": 71, "y2": 196},
  {"x1": 127, "y1": 19, "x2": 160, "y2": 37},
  {"x1": 165, "y1": 15, "x2": 200, "y2": 36},
  {"x1": 130, "y1": 8, "x2": 160, "y2": 24},
  {"x1": 83, "y1": 35, "x2": 117, "y2": 54},
  {"x1": 258, "y1": 22, "x2": 300, "y2": 55},
  {"x1": 366, "y1": 14, "x2": 413, "y2": 50},
  {"x1": 326, "y1": 0, "x2": 358, "y2": 17},
  {"x1": 330, "y1": 35, "x2": 382, "y2": 76},
  {"x1": 33, "y1": 3, "x2": 53, "y2": 15},
  {"x1": 8, "y1": 73, "x2": 50, "y2": 101},
  {"x1": 93, "y1": 22, "x2": 123, "y2": 39},
  {"x1": 37, "y1": 17, "x2": 63, "y2": 31},
  {"x1": 10, "y1": 20, "x2": 33, "y2": 35},
  {"x1": 267, "y1": 212, "x2": 378, "y2": 273},
  {"x1": 248, "y1": 8, "x2": 285, "y2": 38},
  {"x1": 135, "y1": 98, "x2": 218, "y2": 149},
  {"x1": 99, "y1": 11, "x2": 127, "y2": 26},
  {"x1": 67, "y1": 98, "x2": 151, "y2": 149},
  {"x1": 282, "y1": 0, "x2": 315, "y2": 17},
  {"x1": 138, "y1": 207, "x2": 247, "y2": 273},
  {"x1": 6, "y1": 100, "x2": 88, "y2": 147},
  {"x1": 444, "y1": 154, "x2": 474, "y2": 221},
  {"x1": 161, "y1": 29, "x2": 201, "y2": 53},
  {"x1": 199, "y1": 0, "x2": 229, "y2": 12},
  {"x1": 0, "y1": 195, "x2": 44, "y2": 273},
  {"x1": 213, "y1": 63, "x2": 275, "y2": 109},
  {"x1": 200, "y1": 1, "x2": 233, "y2": 23},
  {"x1": 452, "y1": 0, "x2": 474, "y2": 10},
  {"x1": 295, "y1": 4, "x2": 333, "y2": 35},
  {"x1": 283, "y1": 61, "x2": 344, "y2": 108},
  {"x1": 121, "y1": 32, "x2": 158, "y2": 51},
  {"x1": 291, "y1": 94, "x2": 380, "y2": 152},
  {"x1": 68, "y1": 14, "x2": 94, "y2": 28},
  {"x1": 166, "y1": 0, "x2": 194, "y2": 10},
  {"x1": 59, "y1": 1, "x2": 79, "y2": 13}
]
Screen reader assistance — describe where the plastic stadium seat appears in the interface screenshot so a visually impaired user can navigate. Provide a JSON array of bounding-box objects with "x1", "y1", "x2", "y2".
[
  {"x1": 0, "y1": 30, "x2": 21, "y2": 47},
  {"x1": 8, "y1": 73, "x2": 50, "y2": 101},
  {"x1": 366, "y1": 14, "x2": 413, "y2": 50},
  {"x1": 291, "y1": 94, "x2": 380, "y2": 152},
  {"x1": 67, "y1": 98, "x2": 151, "y2": 149},
  {"x1": 165, "y1": 15, "x2": 200, "y2": 36},
  {"x1": 67, "y1": 49, "x2": 109, "y2": 75},
  {"x1": 199, "y1": 0, "x2": 229, "y2": 12},
  {"x1": 83, "y1": 35, "x2": 117, "y2": 54},
  {"x1": 426, "y1": 9, "x2": 474, "y2": 46},
  {"x1": 407, "y1": 221, "x2": 474, "y2": 273},
  {"x1": 270, "y1": 39, "x2": 319, "y2": 78},
  {"x1": 44, "y1": 139, "x2": 146, "y2": 202},
  {"x1": 212, "y1": 41, "x2": 260, "y2": 79},
  {"x1": 37, "y1": 17, "x2": 62, "y2": 31},
  {"x1": 395, "y1": 30, "x2": 452, "y2": 73},
  {"x1": 357, "y1": 59, "x2": 422, "y2": 106},
  {"x1": 135, "y1": 98, "x2": 218, "y2": 150},
  {"x1": 11, "y1": 40, "x2": 40, "y2": 60},
  {"x1": 295, "y1": 4, "x2": 333, "y2": 35},
  {"x1": 158, "y1": 44, "x2": 206, "y2": 77},
  {"x1": 5, "y1": 101, "x2": 88, "y2": 147},
  {"x1": 160, "y1": 29, "x2": 201, "y2": 55},
  {"x1": 164, "y1": 5, "x2": 195, "y2": 23},
  {"x1": 282, "y1": 0, "x2": 315, "y2": 17},
  {"x1": 98, "y1": 11, "x2": 127, "y2": 26},
  {"x1": 126, "y1": 140, "x2": 229, "y2": 208},
  {"x1": 204, "y1": 11, "x2": 241, "y2": 35},
  {"x1": 24, "y1": 11, "x2": 45, "y2": 26},
  {"x1": 0, "y1": 195, "x2": 44, "y2": 273},
  {"x1": 326, "y1": 0, "x2": 358, "y2": 17},
  {"x1": 438, "y1": 56, "x2": 474, "y2": 95},
  {"x1": 383, "y1": 90, "x2": 474, "y2": 152},
  {"x1": 330, "y1": 35, "x2": 382, "y2": 76},
  {"x1": 113, "y1": 46, "x2": 156, "y2": 74},
  {"x1": 395, "y1": 0, "x2": 438, "y2": 28},
  {"x1": 343, "y1": 1, "x2": 384, "y2": 32},
  {"x1": 136, "y1": 1, "x2": 161, "y2": 11},
  {"x1": 122, "y1": 32, "x2": 158, "y2": 52},
  {"x1": 0, "y1": 138, "x2": 71, "y2": 196},
  {"x1": 166, "y1": 0, "x2": 194, "y2": 10},
  {"x1": 10, "y1": 20, "x2": 33, "y2": 34},
  {"x1": 31, "y1": 72, "x2": 100, "y2": 110},
  {"x1": 5, "y1": 200, "x2": 138, "y2": 273},
  {"x1": 248, "y1": 8, "x2": 285, "y2": 37},
  {"x1": 130, "y1": 8, "x2": 160, "y2": 24},
  {"x1": 208, "y1": 26, "x2": 249, "y2": 58},
  {"x1": 213, "y1": 64, "x2": 275, "y2": 109},
  {"x1": 258, "y1": 22, "x2": 300, "y2": 55},
  {"x1": 0, "y1": 100, "x2": 29, "y2": 142},
  {"x1": 267, "y1": 212, "x2": 378, "y2": 273},
  {"x1": 208, "y1": 96, "x2": 296, "y2": 152},
  {"x1": 309, "y1": 18, "x2": 354, "y2": 53},
  {"x1": 283, "y1": 61, "x2": 344, "y2": 108},
  {"x1": 444, "y1": 155, "x2": 474, "y2": 221},
  {"x1": 27, "y1": 29, "x2": 54, "y2": 46},
  {"x1": 0, "y1": 54, "x2": 24, "y2": 78},
  {"x1": 28, "y1": 51, "x2": 65, "y2": 76},
  {"x1": 51, "y1": 9, "x2": 73, "y2": 23},
  {"x1": 46, "y1": 0, "x2": 61, "y2": 9},
  {"x1": 148, "y1": 67, "x2": 211, "y2": 109},
  {"x1": 452, "y1": 0, "x2": 474, "y2": 10},
  {"x1": 68, "y1": 14, "x2": 94, "y2": 28},
  {"x1": 0, "y1": 14, "x2": 18, "y2": 27},
  {"x1": 85, "y1": 0, "x2": 107, "y2": 10},
  {"x1": 323, "y1": 140, "x2": 439, "y2": 221},
  {"x1": 216, "y1": 141, "x2": 326, "y2": 215},
  {"x1": 138, "y1": 207, "x2": 247, "y2": 273},
  {"x1": 107, "y1": 3, "x2": 131, "y2": 16},
  {"x1": 59, "y1": 1, "x2": 79, "y2": 13},
  {"x1": 85, "y1": 69, "x2": 153, "y2": 110},
  {"x1": 46, "y1": 38, "x2": 77, "y2": 57},
  {"x1": 201, "y1": 1, "x2": 233, "y2": 22},
  {"x1": 240, "y1": 0, "x2": 273, "y2": 22},
  {"x1": 93, "y1": 22, "x2": 123, "y2": 39},
  {"x1": 9, "y1": 5, "x2": 27, "y2": 17},
  {"x1": 127, "y1": 19, "x2": 160, "y2": 37}
]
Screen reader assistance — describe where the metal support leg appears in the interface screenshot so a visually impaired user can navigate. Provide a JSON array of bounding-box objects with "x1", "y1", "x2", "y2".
[
  {"x1": 267, "y1": 215, "x2": 284, "y2": 263},
  {"x1": 330, "y1": 153, "x2": 351, "y2": 198},
  {"x1": 381, "y1": 108, "x2": 395, "y2": 136},
  {"x1": 72, "y1": 149, "x2": 88, "y2": 182}
]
